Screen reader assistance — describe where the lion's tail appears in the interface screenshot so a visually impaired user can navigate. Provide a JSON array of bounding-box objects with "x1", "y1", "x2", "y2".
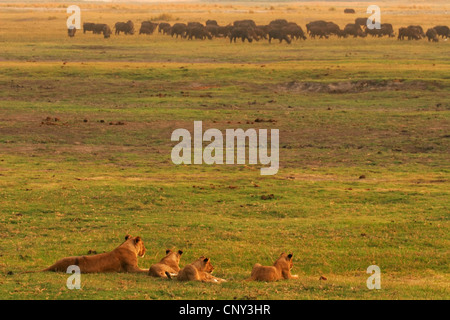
[{"x1": 165, "y1": 271, "x2": 172, "y2": 279}]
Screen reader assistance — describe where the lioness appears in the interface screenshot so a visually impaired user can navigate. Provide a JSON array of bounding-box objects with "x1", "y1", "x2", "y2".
[
  {"x1": 171, "y1": 256, "x2": 226, "y2": 283},
  {"x1": 40, "y1": 235, "x2": 148, "y2": 273},
  {"x1": 149, "y1": 249, "x2": 183, "y2": 278},
  {"x1": 246, "y1": 253, "x2": 298, "y2": 281}
]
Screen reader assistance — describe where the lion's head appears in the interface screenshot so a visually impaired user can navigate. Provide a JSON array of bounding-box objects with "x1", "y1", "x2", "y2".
[
  {"x1": 191, "y1": 256, "x2": 214, "y2": 273},
  {"x1": 163, "y1": 249, "x2": 183, "y2": 264},
  {"x1": 124, "y1": 234, "x2": 146, "y2": 257},
  {"x1": 274, "y1": 252, "x2": 294, "y2": 270}
]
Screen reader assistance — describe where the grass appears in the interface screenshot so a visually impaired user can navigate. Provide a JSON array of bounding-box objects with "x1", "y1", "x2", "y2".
[{"x1": 0, "y1": 1, "x2": 449, "y2": 300}]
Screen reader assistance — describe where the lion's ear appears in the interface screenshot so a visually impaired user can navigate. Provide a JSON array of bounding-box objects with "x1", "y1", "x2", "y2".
[
  {"x1": 134, "y1": 236, "x2": 141, "y2": 244},
  {"x1": 203, "y1": 257, "x2": 209, "y2": 263},
  {"x1": 125, "y1": 234, "x2": 132, "y2": 240},
  {"x1": 287, "y1": 253, "x2": 293, "y2": 260},
  {"x1": 178, "y1": 250, "x2": 183, "y2": 255}
]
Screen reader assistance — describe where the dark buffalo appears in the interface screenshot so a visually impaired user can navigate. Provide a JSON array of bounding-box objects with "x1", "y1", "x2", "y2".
[
  {"x1": 307, "y1": 21, "x2": 342, "y2": 38},
  {"x1": 325, "y1": 22, "x2": 341, "y2": 36},
  {"x1": 433, "y1": 25, "x2": 449, "y2": 38},
  {"x1": 158, "y1": 23, "x2": 171, "y2": 33},
  {"x1": 344, "y1": 23, "x2": 366, "y2": 38},
  {"x1": 206, "y1": 20, "x2": 218, "y2": 26},
  {"x1": 187, "y1": 27, "x2": 212, "y2": 40},
  {"x1": 205, "y1": 25, "x2": 220, "y2": 38},
  {"x1": 365, "y1": 23, "x2": 395, "y2": 37},
  {"x1": 233, "y1": 20, "x2": 257, "y2": 29},
  {"x1": 102, "y1": 25, "x2": 112, "y2": 39},
  {"x1": 67, "y1": 27, "x2": 76, "y2": 38},
  {"x1": 115, "y1": 20, "x2": 134, "y2": 35},
  {"x1": 140, "y1": 21, "x2": 158, "y2": 35},
  {"x1": 269, "y1": 19, "x2": 289, "y2": 29},
  {"x1": 309, "y1": 26, "x2": 329, "y2": 39},
  {"x1": 253, "y1": 26, "x2": 268, "y2": 40},
  {"x1": 398, "y1": 27, "x2": 421, "y2": 40},
  {"x1": 407, "y1": 25, "x2": 425, "y2": 38},
  {"x1": 355, "y1": 17, "x2": 368, "y2": 27},
  {"x1": 171, "y1": 23, "x2": 187, "y2": 38},
  {"x1": 268, "y1": 28, "x2": 291, "y2": 44},
  {"x1": 229, "y1": 27, "x2": 255, "y2": 43},
  {"x1": 344, "y1": 8, "x2": 356, "y2": 14},
  {"x1": 283, "y1": 25, "x2": 307, "y2": 40},
  {"x1": 161, "y1": 26, "x2": 171, "y2": 35},
  {"x1": 93, "y1": 24, "x2": 108, "y2": 34},
  {"x1": 83, "y1": 22, "x2": 96, "y2": 33},
  {"x1": 217, "y1": 25, "x2": 233, "y2": 38},
  {"x1": 187, "y1": 22, "x2": 204, "y2": 29},
  {"x1": 426, "y1": 28, "x2": 439, "y2": 42},
  {"x1": 306, "y1": 20, "x2": 328, "y2": 35}
]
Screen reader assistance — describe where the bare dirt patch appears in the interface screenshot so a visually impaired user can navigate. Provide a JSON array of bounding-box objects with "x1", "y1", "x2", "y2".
[{"x1": 278, "y1": 80, "x2": 438, "y2": 94}]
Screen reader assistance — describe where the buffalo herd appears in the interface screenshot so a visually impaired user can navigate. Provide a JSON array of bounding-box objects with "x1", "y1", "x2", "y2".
[{"x1": 73, "y1": 18, "x2": 449, "y2": 44}]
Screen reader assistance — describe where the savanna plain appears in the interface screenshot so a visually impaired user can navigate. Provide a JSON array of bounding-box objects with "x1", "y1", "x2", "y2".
[{"x1": 0, "y1": 1, "x2": 449, "y2": 300}]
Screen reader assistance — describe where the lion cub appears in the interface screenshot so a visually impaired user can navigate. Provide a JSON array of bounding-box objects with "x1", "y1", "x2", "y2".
[
  {"x1": 172, "y1": 256, "x2": 226, "y2": 283},
  {"x1": 246, "y1": 253, "x2": 298, "y2": 281},
  {"x1": 149, "y1": 249, "x2": 183, "y2": 278}
]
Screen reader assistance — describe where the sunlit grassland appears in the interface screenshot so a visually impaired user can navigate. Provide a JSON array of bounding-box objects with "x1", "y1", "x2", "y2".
[{"x1": 0, "y1": 1, "x2": 449, "y2": 300}]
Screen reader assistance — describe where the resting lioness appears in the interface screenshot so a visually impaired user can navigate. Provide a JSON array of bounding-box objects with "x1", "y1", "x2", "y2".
[
  {"x1": 171, "y1": 256, "x2": 226, "y2": 283},
  {"x1": 40, "y1": 235, "x2": 148, "y2": 273},
  {"x1": 246, "y1": 253, "x2": 298, "y2": 281},
  {"x1": 149, "y1": 249, "x2": 183, "y2": 278}
]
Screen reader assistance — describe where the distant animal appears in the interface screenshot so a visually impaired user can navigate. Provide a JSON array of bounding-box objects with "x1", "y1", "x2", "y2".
[
  {"x1": 149, "y1": 249, "x2": 183, "y2": 278},
  {"x1": 398, "y1": 27, "x2": 421, "y2": 40},
  {"x1": 355, "y1": 17, "x2": 368, "y2": 27},
  {"x1": 206, "y1": 20, "x2": 218, "y2": 26},
  {"x1": 139, "y1": 21, "x2": 158, "y2": 35},
  {"x1": 309, "y1": 25, "x2": 329, "y2": 39},
  {"x1": 83, "y1": 22, "x2": 96, "y2": 33},
  {"x1": 171, "y1": 23, "x2": 187, "y2": 38},
  {"x1": 102, "y1": 25, "x2": 112, "y2": 39},
  {"x1": 170, "y1": 256, "x2": 226, "y2": 283},
  {"x1": 426, "y1": 28, "x2": 439, "y2": 42},
  {"x1": 282, "y1": 24, "x2": 307, "y2": 40},
  {"x1": 268, "y1": 28, "x2": 291, "y2": 44},
  {"x1": 187, "y1": 22, "x2": 204, "y2": 29},
  {"x1": 344, "y1": 8, "x2": 356, "y2": 14},
  {"x1": 205, "y1": 25, "x2": 220, "y2": 38},
  {"x1": 158, "y1": 23, "x2": 171, "y2": 33},
  {"x1": 433, "y1": 25, "x2": 449, "y2": 38},
  {"x1": 365, "y1": 23, "x2": 395, "y2": 37},
  {"x1": 306, "y1": 20, "x2": 328, "y2": 35},
  {"x1": 343, "y1": 23, "x2": 367, "y2": 38},
  {"x1": 67, "y1": 26, "x2": 76, "y2": 38},
  {"x1": 229, "y1": 27, "x2": 255, "y2": 43},
  {"x1": 115, "y1": 20, "x2": 135, "y2": 35},
  {"x1": 233, "y1": 20, "x2": 257, "y2": 29},
  {"x1": 217, "y1": 25, "x2": 233, "y2": 38},
  {"x1": 253, "y1": 26, "x2": 268, "y2": 40},
  {"x1": 407, "y1": 25, "x2": 425, "y2": 38},
  {"x1": 92, "y1": 23, "x2": 107, "y2": 34},
  {"x1": 38, "y1": 235, "x2": 147, "y2": 273},
  {"x1": 246, "y1": 253, "x2": 298, "y2": 282},
  {"x1": 268, "y1": 19, "x2": 289, "y2": 29},
  {"x1": 187, "y1": 27, "x2": 212, "y2": 40}
]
